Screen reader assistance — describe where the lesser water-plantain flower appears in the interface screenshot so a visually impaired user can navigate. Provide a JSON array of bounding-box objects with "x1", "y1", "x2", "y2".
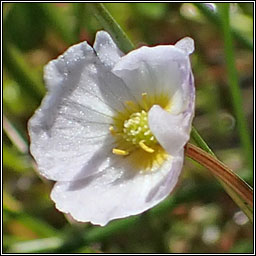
[{"x1": 28, "y1": 31, "x2": 195, "y2": 226}]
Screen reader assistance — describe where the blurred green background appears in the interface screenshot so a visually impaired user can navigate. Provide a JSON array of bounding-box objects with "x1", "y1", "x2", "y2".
[{"x1": 3, "y1": 3, "x2": 253, "y2": 253}]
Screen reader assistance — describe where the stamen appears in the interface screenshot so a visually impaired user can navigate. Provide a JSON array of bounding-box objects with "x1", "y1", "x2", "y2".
[
  {"x1": 125, "y1": 101, "x2": 138, "y2": 111},
  {"x1": 141, "y1": 92, "x2": 147, "y2": 100},
  {"x1": 109, "y1": 126, "x2": 116, "y2": 136},
  {"x1": 112, "y1": 148, "x2": 129, "y2": 156},
  {"x1": 141, "y1": 92, "x2": 149, "y2": 110},
  {"x1": 139, "y1": 140, "x2": 155, "y2": 153}
]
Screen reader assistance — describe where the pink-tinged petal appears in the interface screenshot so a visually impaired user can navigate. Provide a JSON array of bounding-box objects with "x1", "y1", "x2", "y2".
[{"x1": 51, "y1": 151, "x2": 184, "y2": 226}]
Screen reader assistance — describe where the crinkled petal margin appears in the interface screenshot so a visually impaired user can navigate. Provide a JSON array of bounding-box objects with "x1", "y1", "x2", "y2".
[
  {"x1": 28, "y1": 33, "x2": 131, "y2": 182},
  {"x1": 51, "y1": 150, "x2": 184, "y2": 226}
]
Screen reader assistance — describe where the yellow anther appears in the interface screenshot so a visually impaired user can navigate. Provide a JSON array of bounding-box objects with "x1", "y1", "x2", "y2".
[
  {"x1": 139, "y1": 141, "x2": 155, "y2": 153},
  {"x1": 141, "y1": 92, "x2": 147, "y2": 100},
  {"x1": 109, "y1": 126, "x2": 116, "y2": 136},
  {"x1": 112, "y1": 148, "x2": 129, "y2": 156}
]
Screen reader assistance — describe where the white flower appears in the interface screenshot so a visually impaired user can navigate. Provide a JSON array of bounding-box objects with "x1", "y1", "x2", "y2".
[{"x1": 28, "y1": 31, "x2": 195, "y2": 226}]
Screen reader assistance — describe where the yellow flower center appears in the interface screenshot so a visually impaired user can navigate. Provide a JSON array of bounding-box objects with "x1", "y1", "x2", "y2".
[
  {"x1": 109, "y1": 92, "x2": 171, "y2": 171},
  {"x1": 123, "y1": 110, "x2": 156, "y2": 149}
]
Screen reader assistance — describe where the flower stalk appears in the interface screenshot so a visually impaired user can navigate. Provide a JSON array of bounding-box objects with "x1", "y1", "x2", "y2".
[{"x1": 185, "y1": 143, "x2": 253, "y2": 221}]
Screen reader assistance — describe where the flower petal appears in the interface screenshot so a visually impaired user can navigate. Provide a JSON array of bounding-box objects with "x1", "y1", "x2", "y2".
[
  {"x1": 148, "y1": 105, "x2": 193, "y2": 156},
  {"x1": 29, "y1": 32, "x2": 196, "y2": 225},
  {"x1": 29, "y1": 40, "x2": 133, "y2": 182},
  {"x1": 93, "y1": 31, "x2": 124, "y2": 69},
  {"x1": 112, "y1": 45, "x2": 190, "y2": 104},
  {"x1": 51, "y1": 151, "x2": 184, "y2": 226},
  {"x1": 175, "y1": 37, "x2": 194, "y2": 55}
]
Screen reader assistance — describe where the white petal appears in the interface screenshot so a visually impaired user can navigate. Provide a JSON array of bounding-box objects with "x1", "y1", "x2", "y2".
[
  {"x1": 29, "y1": 41, "x2": 132, "y2": 182},
  {"x1": 204, "y1": 3, "x2": 217, "y2": 12},
  {"x1": 51, "y1": 151, "x2": 184, "y2": 226},
  {"x1": 175, "y1": 37, "x2": 194, "y2": 55},
  {"x1": 93, "y1": 31, "x2": 124, "y2": 69},
  {"x1": 43, "y1": 41, "x2": 114, "y2": 115},
  {"x1": 112, "y1": 45, "x2": 191, "y2": 105},
  {"x1": 148, "y1": 105, "x2": 193, "y2": 156}
]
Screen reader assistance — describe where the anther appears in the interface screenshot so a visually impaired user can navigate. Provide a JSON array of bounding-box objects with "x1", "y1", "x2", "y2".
[
  {"x1": 109, "y1": 126, "x2": 116, "y2": 136},
  {"x1": 139, "y1": 141, "x2": 155, "y2": 153},
  {"x1": 144, "y1": 130, "x2": 150, "y2": 135},
  {"x1": 112, "y1": 148, "x2": 129, "y2": 156},
  {"x1": 141, "y1": 92, "x2": 147, "y2": 100}
]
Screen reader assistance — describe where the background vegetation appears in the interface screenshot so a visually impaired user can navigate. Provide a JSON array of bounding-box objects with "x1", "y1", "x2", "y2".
[{"x1": 3, "y1": 3, "x2": 253, "y2": 253}]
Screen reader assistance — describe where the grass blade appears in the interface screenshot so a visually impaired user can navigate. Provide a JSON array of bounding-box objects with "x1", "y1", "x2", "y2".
[
  {"x1": 3, "y1": 115, "x2": 28, "y2": 154},
  {"x1": 219, "y1": 3, "x2": 253, "y2": 172},
  {"x1": 88, "y1": 3, "x2": 134, "y2": 53}
]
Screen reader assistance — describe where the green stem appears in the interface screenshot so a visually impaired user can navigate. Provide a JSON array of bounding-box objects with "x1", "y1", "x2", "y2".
[
  {"x1": 219, "y1": 4, "x2": 253, "y2": 172},
  {"x1": 185, "y1": 143, "x2": 253, "y2": 222},
  {"x1": 88, "y1": 3, "x2": 134, "y2": 53},
  {"x1": 191, "y1": 126, "x2": 253, "y2": 222},
  {"x1": 193, "y1": 3, "x2": 253, "y2": 51}
]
